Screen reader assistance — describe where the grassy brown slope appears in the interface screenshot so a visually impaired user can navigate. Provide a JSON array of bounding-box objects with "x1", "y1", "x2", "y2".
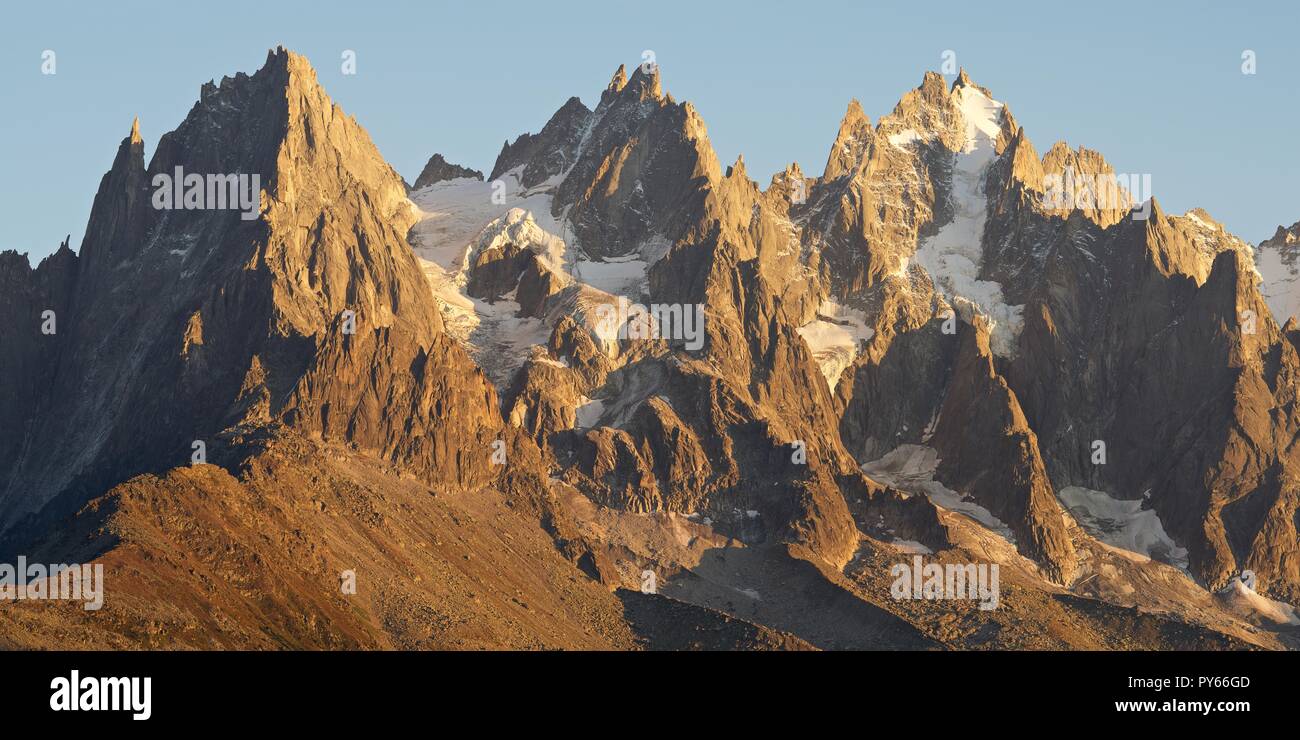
[{"x1": 0, "y1": 431, "x2": 645, "y2": 650}]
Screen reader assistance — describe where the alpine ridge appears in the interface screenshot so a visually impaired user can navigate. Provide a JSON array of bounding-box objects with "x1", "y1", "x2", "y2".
[{"x1": 2, "y1": 49, "x2": 1296, "y2": 651}]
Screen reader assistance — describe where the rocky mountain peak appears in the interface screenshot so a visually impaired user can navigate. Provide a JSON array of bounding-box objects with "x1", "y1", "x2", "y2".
[
  {"x1": 602, "y1": 63, "x2": 628, "y2": 102},
  {"x1": 1001, "y1": 126, "x2": 1044, "y2": 189},
  {"x1": 118, "y1": 118, "x2": 146, "y2": 170},
  {"x1": 843, "y1": 97, "x2": 868, "y2": 124},
  {"x1": 1263, "y1": 220, "x2": 1300, "y2": 248},
  {"x1": 620, "y1": 61, "x2": 664, "y2": 104},
  {"x1": 822, "y1": 98, "x2": 874, "y2": 181},
  {"x1": 0, "y1": 47, "x2": 515, "y2": 535},
  {"x1": 763, "y1": 161, "x2": 810, "y2": 213},
  {"x1": 1185, "y1": 207, "x2": 1223, "y2": 232},
  {"x1": 75, "y1": 117, "x2": 151, "y2": 274},
  {"x1": 951, "y1": 67, "x2": 994, "y2": 98},
  {"x1": 768, "y1": 161, "x2": 805, "y2": 189},
  {"x1": 488, "y1": 96, "x2": 591, "y2": 185},
  {"x1": 1033, "y1": 141, "x2": 1135, "y2": 226},
  {"x1": 529, "y1": 60, "x2": 721, "y2": 258},
  {"x1": 918, "y1": 70, "x2": 948, "y2": 99},
  {"x1": 412, "y1": 153, "x2": 483, "y2": 189},
  {"x1": 1247, "y1": 219, "x2": 1300, "y2": 333},
  {"x1": 725, "y1": 153, "x2": 748, "y2": 179}
]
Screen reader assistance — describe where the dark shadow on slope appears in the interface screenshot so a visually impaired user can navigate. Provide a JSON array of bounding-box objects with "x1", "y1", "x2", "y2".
[
  {"x1": 616, "y1": 589, "x2": 816, "y2": 650},
  {"x1": 661, "y1": 543, "x2": 941, "y2": 650}
]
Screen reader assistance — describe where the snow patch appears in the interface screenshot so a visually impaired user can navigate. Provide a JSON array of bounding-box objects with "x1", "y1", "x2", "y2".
[
  {"x1": 472, "y1": 207, "x2": 568, "y2": 278},
  {"x1": 912, "y1": 85, "x2": 1024, "y2": 358},
  {"x1": 572, "y1": 255, "x2": 649, "y2": 297},
  {"x1": 1057, "y1": 486, "x2": 1189, "y2": 571},
  {"x1": 1255, "y1": 242, "x2": 1300, "y2": 326},
  {"x1": 1185, "y1": 211, "x2": 1215, "y2": 231},
  {"x1": 574, "y1": 396, "x2": 606, "y2": 429},
  {"x1": 1217, "y1": 579, "x2": 1300, "y2": 626},
  {"x1": 887, "y1": 129, "x2": 923, "y2": 149},
  {"x1": 796, "y1": 299, "x2": 874, "y2": 390},
  {"x1": 889, "y1": 539, "x2": 934, "y2": 555},
  {"x1": 465, "y1": 295, "x2": 551, "y2": 386},
  {"x1": 862, "y1": 444, "x2": 1016, "y2": 542},
  {"x1": 410, "y1": 170, "x2": 679, "y2": 380}
]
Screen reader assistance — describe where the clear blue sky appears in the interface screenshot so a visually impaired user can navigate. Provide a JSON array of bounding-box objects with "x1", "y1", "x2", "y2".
[{"x1": 2, "y1": 0, "x2": 1296, "y2": 261}]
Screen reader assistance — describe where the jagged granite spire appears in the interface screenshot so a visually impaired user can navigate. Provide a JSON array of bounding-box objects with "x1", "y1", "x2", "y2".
[
  {"x1": 601, "y1": 63, "x2": 628, "y2": 105},
  {"x1": 0, "y1": 48, "x2": 517, "y2": 535},
  {"x1": 77, "y1": 117, "x2": 151, "y2": 274},
  {"x1": 823, "y1": 98, "x2": 873, "y2": 181}
]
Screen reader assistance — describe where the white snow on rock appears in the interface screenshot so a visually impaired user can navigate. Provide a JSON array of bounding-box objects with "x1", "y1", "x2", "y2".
[
  {"x1": 408, "y1": 173, "x2": 566, "y2": 270},
  {"x1": 887, "y1": 129, "x2": 923, "y2": 150},
  {"x1": 406, "y1": 174, "x2": 562, "y2": 385},
  {"x1": 862, "y1": 444, "x2": 1016, "y2": 542},
  {"x1": 1057, "y1": 486, "x2": 1190, "y2": 571},
  {"x1": 912, "y1": 84, "x2": 1024, "y2": 358},
  {"x1": 1255, "y1": 242, "x2": 1300, "y2": 326},
  {"x1": 1185, "y1": 210, "x2": 1216, "y2": 231},
  {"x1": 472, "y1": 207, "x2": 569, "y2": 278},
  {"x1": 572, "y1": 254, "x2": 650, "y2": 297},
  {"x1": 1216, "y1": 577, "x2": 1300, "y2": 626},
  {"x1": 574, "y1": 396, "x2": 606, "y2": 429},
  {"x1": 797, "y1": 299, "x2": 875, "y2": 390},
  {"x1": 889, "y1": 539, "x2": 934, "y2": 555},
  {"x1": 467, "y1": 294, "x2": 551, "y2": 386},
  {"x1": 407, "y1": 168, "x2": 675, "y2": 388}
]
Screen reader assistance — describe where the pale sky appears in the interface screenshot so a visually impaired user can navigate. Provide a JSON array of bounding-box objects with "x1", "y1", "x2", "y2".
[{"x1": 2, "y1": 0, "x2": 1296, "y2": 260}]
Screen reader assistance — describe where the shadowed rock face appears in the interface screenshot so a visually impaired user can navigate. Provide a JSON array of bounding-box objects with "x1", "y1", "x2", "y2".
[
  {"x1": 0, "y1": 241, "x2": 78, "y2": 484},
  {"x1": 928, "y1": 319, "x2": 1076, "y2": 583},
  {"x1": 490, "y1": 96, "x2": 591, "y2": 187},
  {"x1": 971, "y1": 134, "x2": 1300, "y2": 600},
  {"x1": 1004, "y1": 226, "x2": 1300, "y2": 600}
]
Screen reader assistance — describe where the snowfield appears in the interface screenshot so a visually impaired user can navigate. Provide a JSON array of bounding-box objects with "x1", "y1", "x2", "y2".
[
  {"x1": 1216, "y1": 578, "x2": 1300, "y2": 626},
  {"x1": 796, "y1": 298, "x2": 875, "y2": 390},
  {"x1": 1255, "y1": 240, "x2": 1300, "y2": 327},
  {"x1": 862, "y1": 444, "x2": 1017, "y2": 542},
  {"x1": 1057, "y1": 486, "x2": 1189, "y2": 571},
  {"x1": 912, "y1": 84, "x2": 1025, "y2": 358},
  {"x1": 407, "y1": 168, "x2": 674, "y2": 389}
]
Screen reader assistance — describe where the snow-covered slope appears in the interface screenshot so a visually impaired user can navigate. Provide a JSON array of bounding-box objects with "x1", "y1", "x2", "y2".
[
  {"x1": 407, "y1": 166, "x2": 674, "y2": 387},
  {"x1": 862, "y1": 444, "x2": 1016, "y2": 542},
  {"x1": 912, "y1": 84, "x2": 1024, "y2": 358},
  {"x1": 407, "y1": 173, "x2": 561, "y2": 384},
  {"x1": 1058, "y1": 486, "x2": 1189, "y2": 571},
  {"x1": 796, "y1": 299, "x2": 874, "y2": 390},
  {"x1": 1217, "y1": 578, "x2": 1300, "y2": 626},
  {"x1": 1255, "y1": 239, "x2": 1300, "y2": 326}
]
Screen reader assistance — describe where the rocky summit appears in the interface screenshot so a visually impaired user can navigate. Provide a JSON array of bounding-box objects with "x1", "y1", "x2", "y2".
[{"x1": 1, "y1": 48, "x2": 1296, "y2": 651}]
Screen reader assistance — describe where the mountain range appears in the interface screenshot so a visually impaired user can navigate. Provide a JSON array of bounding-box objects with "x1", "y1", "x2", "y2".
[{"x1": 1, "y1": 48, "x2": 1297, "y2": 649}]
